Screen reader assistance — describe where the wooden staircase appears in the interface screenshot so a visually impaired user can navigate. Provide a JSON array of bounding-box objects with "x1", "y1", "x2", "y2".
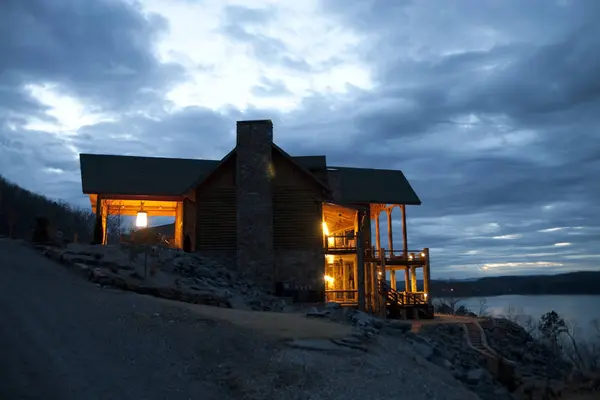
[
  {"x1": 462, "y1": 321, "x2": 517, "y2": 390},
  {"x1": 378, "y1": 280, "x2": 434, "y2": 319}
]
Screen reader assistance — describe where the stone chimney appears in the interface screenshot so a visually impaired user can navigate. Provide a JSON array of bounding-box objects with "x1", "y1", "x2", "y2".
[{"x1": 236, "y1": 120, "x2": 274, "y2": 291}]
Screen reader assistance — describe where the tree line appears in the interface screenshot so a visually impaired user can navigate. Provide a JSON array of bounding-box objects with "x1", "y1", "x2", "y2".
[{"x1": 0, "y1": 175, "x2": 96, "y2": 243}]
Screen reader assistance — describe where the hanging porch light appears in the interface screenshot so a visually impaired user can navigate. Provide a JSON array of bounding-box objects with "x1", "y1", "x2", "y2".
[{"x1": 136, "y1": 202, "x2": 148, "y2": 228}]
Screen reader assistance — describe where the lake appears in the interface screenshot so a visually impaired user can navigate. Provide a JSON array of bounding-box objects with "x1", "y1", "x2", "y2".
[{"x1": 459, "y1": 295, "x2": 600, "y2": 340}]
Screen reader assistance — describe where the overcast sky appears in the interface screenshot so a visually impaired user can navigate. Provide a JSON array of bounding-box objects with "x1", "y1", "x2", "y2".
[{"x1": 1, "y1": 0, "x2": 599, "y2": 279}]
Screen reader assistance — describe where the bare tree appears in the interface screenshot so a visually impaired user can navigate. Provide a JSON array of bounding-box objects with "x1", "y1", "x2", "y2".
[{"x1": 478, "y1": 298, "x2": 489, "y2": 317}]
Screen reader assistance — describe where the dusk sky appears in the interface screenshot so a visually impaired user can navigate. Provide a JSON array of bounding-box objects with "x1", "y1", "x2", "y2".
[{"x1": 1, "y1": 0, "x2": 599, "y2": 279}]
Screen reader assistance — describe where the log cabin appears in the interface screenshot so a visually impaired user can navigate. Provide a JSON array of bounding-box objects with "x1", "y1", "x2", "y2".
[{"x1": 79, "y1": 119, "x2": 432, "y2": 318}]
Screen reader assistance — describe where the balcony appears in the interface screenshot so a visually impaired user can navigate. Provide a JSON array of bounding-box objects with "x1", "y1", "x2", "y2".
[
  {"x1": 324, "y1": 234, "x2": 357, "y2": 254},
  {"x1": 368, "y1": 248, "x2": 428, "y2": 266}
]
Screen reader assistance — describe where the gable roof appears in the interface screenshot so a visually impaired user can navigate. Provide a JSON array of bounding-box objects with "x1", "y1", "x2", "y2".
[
  {"x1": 80, "y1": 152, "x2": 331, "y2": 196},
  {"x1": 79, "y1": 154, "x2": 422, "y2": 206},
  {"x1": 328, "y1": 167, "x2": 422, "y2": 205},
  {"x1": 79, "y1": 153, "x2": 217, "y2": 196}
]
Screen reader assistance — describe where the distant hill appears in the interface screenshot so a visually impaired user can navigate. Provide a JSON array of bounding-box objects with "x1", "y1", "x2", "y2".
[
  {"x1": 0, "y1": 175, "x2": 95, "y2": 242},
  {"x1": 421, "y1": 271, "x2": 600, "y2": 297}
]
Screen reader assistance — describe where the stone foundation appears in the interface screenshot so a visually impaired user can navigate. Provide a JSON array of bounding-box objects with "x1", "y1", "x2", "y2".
[{"x1": 275, "y1": 249, "x2": 324, "y2": 302}]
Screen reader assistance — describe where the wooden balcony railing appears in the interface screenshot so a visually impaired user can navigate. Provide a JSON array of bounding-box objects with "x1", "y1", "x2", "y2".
[
  {"x1": 368, "y1": 248, "x2": 428, "y2": 265},
  {"x1": 325, "y1": 289, "x2": 358, "y2": 304},
  {"x1": 324, "y1": 235, "x2": 357, "y2": 253}
]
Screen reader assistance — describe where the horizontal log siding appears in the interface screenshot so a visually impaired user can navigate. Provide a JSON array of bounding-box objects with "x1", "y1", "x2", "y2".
[
  {"x1": 273, "y1": 187, "x2": 322, "y2": 249},
  {"x1": 195, "y1": 157, "x2": 236, "y2": 251},
  {"x1": 196, "y1": 188, "x2": 236, "y2": 250}
]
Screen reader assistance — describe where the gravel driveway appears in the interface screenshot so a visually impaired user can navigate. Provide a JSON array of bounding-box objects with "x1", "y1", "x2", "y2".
[{"x1": 0, "y1": 239, "x2": 479, "y2": 400}]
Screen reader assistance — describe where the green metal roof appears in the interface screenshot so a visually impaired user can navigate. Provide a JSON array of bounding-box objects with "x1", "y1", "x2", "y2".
[
  {"x1": 328, "y1": 167, "x2": 422, "y2": 205},
  {"x1": 79, "y1": 154, "x2": 218, "y2": 195},
  {"x1": 79, "y1": 154, "x2": 422, "y2": 205}
]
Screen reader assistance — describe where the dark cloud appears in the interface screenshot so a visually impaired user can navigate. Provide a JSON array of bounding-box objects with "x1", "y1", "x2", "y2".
[
  {"x1": 0, "y1": 0, "x2": 184, "y2": 112},
  {"x1": 1, "y1": 0, "x2": 598, "y2": 278}
]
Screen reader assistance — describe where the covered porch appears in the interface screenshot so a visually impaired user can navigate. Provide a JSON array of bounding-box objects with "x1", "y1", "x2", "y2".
[
  {"x1": 322, "y1": 202, "x2": 431, "y2": 317},
  {"x1": 88, "y1": 194, "x2": 185, "y2": 248}
]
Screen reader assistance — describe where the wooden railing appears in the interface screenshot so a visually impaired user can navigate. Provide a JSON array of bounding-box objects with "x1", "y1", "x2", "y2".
[
  {"x1": 324, "y1": 235, "x2": 357, "y2": 252},
  {"x1": 325, "y1": 289, "x2": 358, "y2": 304},
  {"x1": 369, "y1": 248, "x2": 428, "y2": 265},
  {"x1": 378, "y1": 280, "x2": 428, "y2": 305}
]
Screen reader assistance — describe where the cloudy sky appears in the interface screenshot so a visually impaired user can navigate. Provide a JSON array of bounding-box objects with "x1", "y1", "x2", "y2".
[{"x1": 1, "y1": 0, "x2": 599, "y2": 278}]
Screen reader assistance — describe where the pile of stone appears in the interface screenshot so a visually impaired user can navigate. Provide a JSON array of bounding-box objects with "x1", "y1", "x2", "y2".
[
  {"x1": 158, "y1": 251, "x2": 287, "y2": 312},
  {"x1": 415, "y1": 323, "x2": 513, "y2": 400},
  {"x1": 480, "y1": 318, "x2": 572, "y2": 398},
  {"x1": 43, "y1": 243, "x2": 286, "y2": 312}
]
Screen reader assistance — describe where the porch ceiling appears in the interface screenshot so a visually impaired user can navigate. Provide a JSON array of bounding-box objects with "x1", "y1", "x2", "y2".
[
  {"x1": 88, "y1": 194, "x2": 179, "y2": 217},
  {"x1": 323, "y1": 203, "x2": 356, "y2": 233}
]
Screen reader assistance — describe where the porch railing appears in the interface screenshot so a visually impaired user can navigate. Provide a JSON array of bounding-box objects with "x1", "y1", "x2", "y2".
[
  {"x1": 368, "y1": 248, "x2": 428, "y2": 264},
  {"x1": 325, "y1": 289, "x2": 358, "y2": 304},
  {"x1": 324, "y1": 234, "x2": 357, "y2": 252}
]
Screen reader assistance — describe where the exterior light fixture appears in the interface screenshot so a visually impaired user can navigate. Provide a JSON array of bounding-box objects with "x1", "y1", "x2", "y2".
[
  {"x1": 322, "y1": 221, "x2": 329, "y2": 236},
  {"x1": 136, "y1": 202, "x2": 148, "y2": 228},
  {"x1": 420, "y1": 252, "x2": 426, "y2": 258}
]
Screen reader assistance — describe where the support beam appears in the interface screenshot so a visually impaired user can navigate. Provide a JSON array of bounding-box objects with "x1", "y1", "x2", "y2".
[
  {"x1": 101, "y1": 200, "x2": 108, "y2": 245},
  {"x1": 411, "y1": 266, "x2": 417, "y2": 292},
  {"x1": 400, "y1": 204, "x2": 408, "y2": 257},
  {"x1": 400, "y1": 204, "x2": 410, "y2": 292},
  {"x1": 423, "y1": 248, "x2": 431, "y2": 304},
  {"x1": 386, "y1": 208, "x2": 394, "y2": 255},
  {"x1": 374, "y1": 211, "x2": 381, "y2": 253},
  {"x1": 386, "y1": 207, "x2": 395, "y2": 289},
  {"x1": 356, "y1": 210, "x2": 366, "y2": 312},
  {"x1": 174, "y1": 201, "x2": 183, "y2": 249},
  {"x1": 94, "y1": 195, "x2": 103, "y2": 245}
]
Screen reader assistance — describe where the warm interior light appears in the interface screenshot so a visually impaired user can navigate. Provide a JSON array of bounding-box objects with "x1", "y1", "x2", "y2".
[
  {"x1": 322, "y1": 221, "x2": 329, "y2": 236},
  {"x1": 324, "y1": 274, "x2": 334, "y2": 284},
  {"x1": 136, "y1": 211, "x2": 148, "y2": 228}
]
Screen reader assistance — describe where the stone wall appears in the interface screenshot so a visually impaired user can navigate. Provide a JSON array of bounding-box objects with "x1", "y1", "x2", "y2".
[
  {"x1": 235, "y1": 120, "x2": 274, "y2": 291},
  {"x1": 275, "y1": 249, "x2": 324, "y2": 302}
]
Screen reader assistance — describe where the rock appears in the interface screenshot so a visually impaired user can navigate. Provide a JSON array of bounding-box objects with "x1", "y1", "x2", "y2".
[
  {"x1": 330, "y1": 338, "x2": 368, "y2": 352},
  {"x1": 306, "y1": 307, "x2": 329, "y2": 318},
  {"x1": 466, "y1": 368, "x2": 487, "y2": 384},
  {"x1": 413, "y1": 342, "x2": 434, "y2": 360},
  {"x1": 286, "y1": 339, "x2": 357, "y2": 354},
  {"x1": 432, "y1": 356, "x2": 453, "y2": 369},
  {"x1": 325, "y1": 301, "x2": 341, "y2": 310},
  {"x1": 386, "y1": 320, "x2": 412, "y2": 333}
]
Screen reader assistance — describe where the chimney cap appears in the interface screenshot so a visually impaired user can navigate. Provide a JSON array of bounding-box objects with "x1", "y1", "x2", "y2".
[{"x1": 237, "y1": 119, "x2": 273, "y2": 126}]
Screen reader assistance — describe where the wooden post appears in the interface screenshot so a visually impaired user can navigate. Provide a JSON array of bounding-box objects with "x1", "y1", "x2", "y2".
[
  {"x1": 387, "y1": 207, "x2": 395, "y2": 289},
  {"x1": 378, "y1": 248, "x2": 386, "y2": 316},
  {"x1": 174, "y1": 201, "x2": 183, "y2": 248},
  {"x1": 374, "y1": 210, "x2": 381, "y2": 254},
  {"x1": 356, "y1": 210, "x2": 366, "y2": 312},
  {"x1": 423, "y1": 248, "x2": 431, "y2": 304},
  {"x1": 411, "y1": 266, "x2": 417, "y2": 292},
  {"x1": 401, "y1": 204, "x2": 409, "y2": 292},
  {"x1": 400, "y1": 204, "x2": 408, "y2": 256},
  {"x1": 387, "y1": 208, "x2": 394, "y2": 255},
  {"x1": 101, "y1": 199, "x2": 108, "y2": 245},
  {"x1": 342, "y1": 260, "x2": 347, "y2": 302},
  {"x1": 94, "y1": 195, "x2": 103, "y2": 245}
]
